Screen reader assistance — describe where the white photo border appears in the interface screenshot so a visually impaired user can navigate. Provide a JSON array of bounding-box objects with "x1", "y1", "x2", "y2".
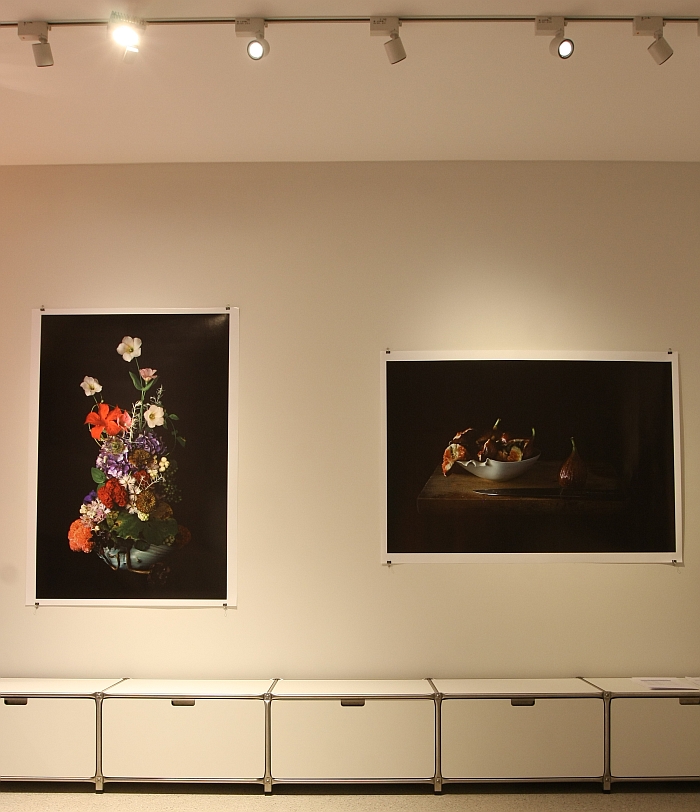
[
  {"x1": 27, "y1": 307, "x2": 239, "y2": 607},
  {"x1": 381, "y1": 350, "x2": 682, "y2": 564}
]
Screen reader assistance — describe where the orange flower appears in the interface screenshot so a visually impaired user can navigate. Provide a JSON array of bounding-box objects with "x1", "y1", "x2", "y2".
[
  {"x1": 85, "y1": 403, "x2": 127, "y2": 440},
  {"x1": 68, "y1": 519, "x2": 94, "y2": 553}
]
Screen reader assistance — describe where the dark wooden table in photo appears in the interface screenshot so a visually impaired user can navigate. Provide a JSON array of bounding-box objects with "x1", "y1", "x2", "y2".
[{"x1": 417, "y1": 461, "x2": 626, "y2": 518}]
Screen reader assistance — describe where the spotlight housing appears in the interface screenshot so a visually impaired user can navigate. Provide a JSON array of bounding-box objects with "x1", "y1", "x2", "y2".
[
  {"x1": 235, "y1": 18, "x2": 270, "y2": 60},
  {"x1": 633, "y1": 16, "x2": 673, "y2": 65},
  {"x1": 18, "y1": 21, "x2": 54, "y2": 67},
  {"x1": 108, "y1": 11, "x2": 147, "y2": 60},
  {"x1": 535, "y1": 16, "x2": 573, "y2": 59},
  {"x1": 370, "y1": 16, "x2": 406, "y2": 64}
]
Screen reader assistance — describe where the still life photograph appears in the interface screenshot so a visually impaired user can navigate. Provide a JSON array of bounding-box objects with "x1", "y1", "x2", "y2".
[
  {"x1": 383, "y1": 352, "x2": 681, "y2": 563},
  {"x1": 68, "y1": 335, "x2": 189, "y2": 584},
  {"x1": 29, "y1": 309, "x2": 237, "y2": 606}
]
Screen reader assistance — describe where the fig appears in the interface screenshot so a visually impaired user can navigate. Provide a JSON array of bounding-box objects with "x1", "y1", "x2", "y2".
[
  {"x1": 507, "y1": 445, "x2": 523, "y2": 462},
  {"x1": 442, "y1": 443, "x2": 466, "y2": 476},
  {"x1": 477, "y1": 438, "x2": 498, "y2": 462},
  {"x1": 452, "y1": 428, "x2": 476, "y2": 460},
  {"x1": 559, "y1": 437, "x2": 587, "y2": 488},
  {"x1": 477, "y1": 418, "x2": 501, "y2": 445},
  {"x1": 522, "y1": 428, "x2": 537, "y2": 460}
]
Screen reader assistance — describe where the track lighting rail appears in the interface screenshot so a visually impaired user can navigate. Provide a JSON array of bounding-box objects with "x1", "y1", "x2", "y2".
[
  {"x1": 2, "y1": 15, "x2": 700, "y2": 29},
  {"x1": 6, "y1": 13, "x2": 696, "y2": 66}
]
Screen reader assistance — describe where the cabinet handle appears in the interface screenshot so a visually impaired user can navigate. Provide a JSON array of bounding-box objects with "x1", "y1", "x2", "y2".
[
  {"x1": 679, "y1": 697, "x2": 700, "y2": 705},
  {"x1": 510, "y1": 698, "x2": 535, "y2": 707},
  {"x1": 4, "y1": 697, "x2": 28, "y2": 706},
  {"x1": 171, "y1": 699, "x2": 196, "y2": 707},
  {"x1": 340, "y1": 698, "x2": 365, "y2": 707}
]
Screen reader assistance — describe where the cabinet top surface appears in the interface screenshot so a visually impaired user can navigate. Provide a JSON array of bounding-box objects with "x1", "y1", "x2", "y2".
[
  {"x1": 103, "y1": 679, "x2": 275, "y2": 697},
  {"x1": 433, "y1": 678, "x2": 602, "y2": 696},
  {"x1": 0, "y1": 678, "x2": 122, "y2": 694},
  {"x1": 272, "y1": 679, "x2": 434, "y2": 696},
  {"x1": 584, "y1": 677, "x2": 700, "y2": 695}
]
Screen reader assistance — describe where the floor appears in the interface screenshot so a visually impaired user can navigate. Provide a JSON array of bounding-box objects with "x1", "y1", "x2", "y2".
[{"x1": 1, "y1": 784, "x2": 699, "y2": 812}]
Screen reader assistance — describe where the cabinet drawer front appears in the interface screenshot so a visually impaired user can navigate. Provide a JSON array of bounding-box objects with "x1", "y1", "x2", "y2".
[
  {"x1": 611, "y1": 697, "x2": 700, "y2": 777},
  {"x1": 271, "y1": 699, "x2": 435, "y2": 779},
  {"x1": 0, "y1": 698, "x2": 96, "y2": 778},
  {"x1": 102, "y1": 698, "x2": 265, "y2": 779},
  {"x1": 441, "y1": 698, "x2": 603, "y2": 779}
]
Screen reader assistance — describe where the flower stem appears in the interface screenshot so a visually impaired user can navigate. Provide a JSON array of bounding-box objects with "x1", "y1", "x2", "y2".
[{"x1": 134, "y1": 358, "x2": 146, "y2": 431}]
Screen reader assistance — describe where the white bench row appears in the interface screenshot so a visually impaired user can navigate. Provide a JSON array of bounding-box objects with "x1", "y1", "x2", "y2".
[{"x1": 1, "y1": 677, "x2": 699, "y2": 792}]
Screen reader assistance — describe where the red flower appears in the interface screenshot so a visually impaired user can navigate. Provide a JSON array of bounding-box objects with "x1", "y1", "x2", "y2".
[
  {"x1": 97, "y1": 478, "x2": 128, "y2": 509},
  {"x1": 133, "y1": 470, "x2": 151, "y2": 487},
  {"x1": 68, "y1": 519, "x2": 94, "y2": 553},
  {"x1": 85, "y1": 403, "x2": 127, "y2": 440}
]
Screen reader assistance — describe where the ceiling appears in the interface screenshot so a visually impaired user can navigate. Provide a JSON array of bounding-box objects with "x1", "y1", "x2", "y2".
[{"x1": 2, "y1": 1, "x2": 700, "y2": 165}]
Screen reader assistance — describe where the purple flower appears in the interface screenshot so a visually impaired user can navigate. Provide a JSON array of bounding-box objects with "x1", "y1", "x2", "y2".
[
  {"x1": 83, "y1": 490, "x2": 97, "y2": 504},
  {"x1": 96, "y1": 438, "x2": 131, "y2": 478},
  {"x1": 132, "y1": 431, "x2": 164, "y2": 456}
]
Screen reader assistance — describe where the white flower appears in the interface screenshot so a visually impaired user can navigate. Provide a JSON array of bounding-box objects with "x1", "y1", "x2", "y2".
[
  {"x1": 144, "y1": 404, "x2": 165, "y2": 429},
  {"x1": 117, "y1": 336, "x2": 142, "y2": 362},
  {"x1": 80, "y1": 376, "x2": 102, "y2": 396},
  {"x1": 158, "y1": 456, "x2": 170, "y2": 472}
]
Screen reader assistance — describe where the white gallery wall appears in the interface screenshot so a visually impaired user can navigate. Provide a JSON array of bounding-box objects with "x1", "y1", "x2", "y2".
[{"x1": 0, "y1": 160, "x2": 699, "y2": 679}]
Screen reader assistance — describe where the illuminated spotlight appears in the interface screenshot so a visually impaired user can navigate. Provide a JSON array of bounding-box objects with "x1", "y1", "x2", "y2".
[
  {"x1": 108, "y1": 11, "x2": 147, "y2": 61},
  {"x1": 535, "y1": 16, "x2": 574, "y2": 59},
  {"x1": 370, "y1": 16, "x2": 406, "y2": 64},
  {"x1": 235, "y1": 18, "x2": 270, "y2": 60},
  {"x1": 18, "y1": 21, "x2": 54, "y2": 67},
  {"x1": 633, "y1": 16, "x2": 673, "y2": 65}
]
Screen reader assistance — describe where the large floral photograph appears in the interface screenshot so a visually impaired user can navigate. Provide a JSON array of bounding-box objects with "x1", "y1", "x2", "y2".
[{"x1": 30, "y1": 310, "x2": 235, "y2": 605}]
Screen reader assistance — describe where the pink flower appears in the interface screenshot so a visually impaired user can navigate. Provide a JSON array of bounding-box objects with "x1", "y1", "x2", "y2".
[{"x1": 140, "y1": 368, "x2": 158, "y2": 382}]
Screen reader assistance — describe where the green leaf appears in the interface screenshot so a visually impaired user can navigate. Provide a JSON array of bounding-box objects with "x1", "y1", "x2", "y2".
[
  {"x1": 142, "y1": 379, "x2": 154, "y2": 392},
  {"x1": 91, "y1": 467, "x2": 107, "y2": 485},
  {"x1": 142, "y1": 517, "x2": 178, "y2": 546},
  {"x1": 129, "y1": 370, "x2": 142, "y2": 390},
  {"x1": 111, "y1": 511, "x2": 145, "y2": 541},
  {"x1": 168, "y1": 414, "x2": 179, "y2": 421},
  {"x1": 177, "y1": 436, "x2": 186, "y2": 447}
]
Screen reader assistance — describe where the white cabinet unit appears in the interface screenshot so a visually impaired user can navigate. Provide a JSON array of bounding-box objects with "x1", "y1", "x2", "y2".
[
  {"x1": 0, "y1": 678, "x2": 121, "y2": 781},
  {"x1": 270, "y1": 680, "x2": 435, "y2": 782},
  {"x1": 585, "y1": 678, "x2": 700, "y2": 780},
  {"x1": 434, "y1": 679, "x2": 604, "y2": 782},
  {"x1": 101, "y1": 679, "x2": 273, "y2": 782}
]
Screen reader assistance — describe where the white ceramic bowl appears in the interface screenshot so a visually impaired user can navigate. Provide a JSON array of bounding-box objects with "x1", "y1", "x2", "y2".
[{"x1": 457, "y1": 454, "x2": 540, "y2": 482}]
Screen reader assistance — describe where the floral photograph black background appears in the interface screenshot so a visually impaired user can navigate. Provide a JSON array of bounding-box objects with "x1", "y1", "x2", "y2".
[{"x1": 32, "y1": 311, "x2": 231, "y2": 601}]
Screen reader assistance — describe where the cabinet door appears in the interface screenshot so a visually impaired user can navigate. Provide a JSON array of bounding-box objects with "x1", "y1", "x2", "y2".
[
  {"x1": 271, "y1": 699, "x2": 435, "y2": 779},
  {"x1": 0, "y1": 698, "x2": 96, "y2": 778},
  {"x1": 611, "y1": 697, "x2": 700, "y2": 777},
  {"x1": 441, "y1": 698, "x2": 603, "y2": 779},
  {"x1": 102, "y1": 698, "x2": 265, "y2": 779}
]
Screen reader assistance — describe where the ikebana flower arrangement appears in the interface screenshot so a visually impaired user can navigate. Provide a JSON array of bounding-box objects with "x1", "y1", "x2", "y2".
[{"x1": 68, "y1": 336, "x2": 190, "y2": 582}]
